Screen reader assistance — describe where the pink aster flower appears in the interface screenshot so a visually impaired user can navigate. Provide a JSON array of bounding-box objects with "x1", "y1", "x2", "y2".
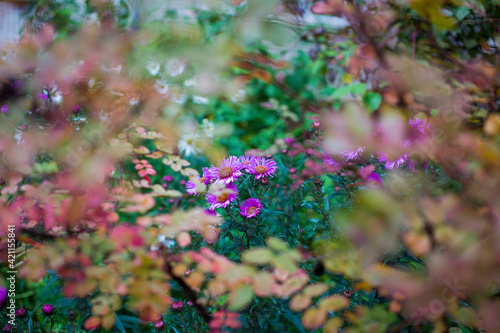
[
  {"x1": 239, "y1": 198, "x2": 263, "y2": 218},
  {"x1": 186, "y1": 175, "x2": 207, "y2": 196},
  {"x1": 247, "y1": 157, "x2": 277, "y2": 180},
  {"x1": 204, "y1": 209, "x2": 217, "y2": 216},
  {"x1": 154, "y1": 320, "x2": 164, "y2": 329},
  {"x1": 408, "y1": 117, "x2": 430, "y2": 134},
  {"x1": 208, "y1": 156, "x2": 244, "y2": 184},
  {"x1": 201, "y1": 167, "x2": 213, "y2": 183},
  {"x1": 407, "y1": 117, "x2": 431, "y2": 144},
  {"x1": 239, "y1": 154, "x2": 257, "y2": 170},
  {"x1": 367, "y1": 172, "x2": 381, "y2": 188},
  {"x1": 378, "y1": 152, "x2": 409, "y2": 170},
  {"x1": 206, "y1": 183, "x2": 238, "y2": 209},
  {"x1": 341, "y1": 146, "x2": 365, "y2": 161},
  {"x1": 322, "y1": 154, "x2": 340, "y2": 167},
  {"x1": 186, "y1": 168, "x2": 211, "y2": 195}
]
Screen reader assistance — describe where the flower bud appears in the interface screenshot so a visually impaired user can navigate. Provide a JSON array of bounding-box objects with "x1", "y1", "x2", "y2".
[
  {"x1": 172, "y1": 301, "x2": 184, "y2": 312},
  {"x1": 42, "y1": 304, "x2": 54, "y2": 316},
  {"x1": 67, "y1": 309, "x2": 76, "y2": 321},
  {"x1": 15, "y1": 308, "x2": 26, "y2": 317}
]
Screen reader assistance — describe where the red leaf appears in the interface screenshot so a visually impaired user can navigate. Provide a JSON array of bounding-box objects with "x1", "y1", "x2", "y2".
[
  {"x1": 84, "y1": 316, "x2": 101, "y2": 330},
  {"x1": 311, "y1": 2, "x2": 336, "y2": 15}
]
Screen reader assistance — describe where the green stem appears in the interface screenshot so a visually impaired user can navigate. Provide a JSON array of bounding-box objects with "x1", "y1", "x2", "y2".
[{"x1": 180, "y1": 314, "x2": 188, "y2": 333}]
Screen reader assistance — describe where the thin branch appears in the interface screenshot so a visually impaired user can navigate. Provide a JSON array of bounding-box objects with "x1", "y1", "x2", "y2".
[{"x1": 162, "y1": 249, "x2": 212, "y2": 324}]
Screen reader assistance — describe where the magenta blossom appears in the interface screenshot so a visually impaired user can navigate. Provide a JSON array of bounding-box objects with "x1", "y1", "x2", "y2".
[
  {"x1": 15, "y1": 307, "x2": 26, "y2": 317},
  {"x1": 408, "y1": 117, "x2": 430, "y2": 134},
  {"x1": 239, "y1": 198, "x2": 263, "y2": 219},
  {"x1": 42, "y1": 304, "x2": 54, "y2": 315},
  {"x1": 201, "y1": 167, "x2": 212, "y2": 183},
  {"x1": 407, "y1": 117, "x2": 431, "y2": 144},
  {"x1": 0, "y1": 287, "x2": 6, "y2": 308},
  {"x1": 186, "y1": 174, "x2": 208, "y2": 196},
  {"x1": 208, "y1": 156, "x2": 244, "y2": 184},
  {"x1": 154, "y1": 320, "x2": 164, "y2": 328},
  {"x1": 204, "y1": 209, "x2": 217, "y2": 216},
  {"x1": 1, "y1": 105, "x2": 7, "y2": 113},
  {"x1": 172, "y1": 301, "x2": 184, "y2": 312},
  {"x1": 239, "y1": 154, "x2": 257, "y2": 170},
  {"x1": 247, "y1": 157, "x2": 277, "y2": 180},
  {"x1": 367, "y1": 172, "x2": 382, "y2": 188},
  {"x1": 206, "y1": 183, "x2": 238, "y2": 209},
  {"x1": 2, "y1": 324, "x2": 11, "y2": 332},
  {"x1": 378, "y1": 152, "x2": 409, "y2": 170},
  {"x1": 322, "y1": 154, "x2": 339, "y2": 167},
  {"x1": 341, "y1": 146, "x2": 365, "y2": 161}
]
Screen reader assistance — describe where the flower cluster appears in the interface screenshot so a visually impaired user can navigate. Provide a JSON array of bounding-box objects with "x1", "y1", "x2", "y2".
[
  {"x1": 325, "y1": 117, "x2": 431, "y2": 172},
  {"x1": 186, "y1": 155, "x2": 277, "y2": 218}
]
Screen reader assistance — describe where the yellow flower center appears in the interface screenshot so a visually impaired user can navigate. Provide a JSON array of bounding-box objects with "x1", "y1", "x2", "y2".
[
  {"x1": 216, "y1": 193, "x2": 229, "y2": 203},
  {"x1": 199, "y1": 177, "x2": 205, "y2": 183},
  {"x1": 219, "y1": 166, "x2": 234, "y2": 179},
  {"x1": 255, "y1": 165, "x2": 267, "y2": 175},
  {"x1": 247, "y1": 206, "x2": 258, "y2": 215}
]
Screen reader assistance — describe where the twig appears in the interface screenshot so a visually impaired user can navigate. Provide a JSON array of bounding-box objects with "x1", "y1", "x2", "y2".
[{"x1": 162, "y1": 249, "x2": 212, "y2": 323}]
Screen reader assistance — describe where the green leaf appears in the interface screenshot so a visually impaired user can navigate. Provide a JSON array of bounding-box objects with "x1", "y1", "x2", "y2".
[
  {"x1": 331, "y1": 86, "x2": 352, "y2": 99},
  {"x1": 228, "y1": 285, "x2": 254, "y2": 310},
  {"x1": 363, "y1": 92, "x2": 382, "y2": 113},
  {"x1": 242, "y1": 248, "x2": 273, "y2": 265},
  {"x1": 455, "y1": 6, "x2": 471, "y2": 20},
  {"x1": 114, "y1": 314, "x2": 127, "y2": 333},
  {"x1": 272, "y1": 254, "x2": 297, "y2": 273},
  {"x1": 351, "y1": 83, "x2": 366, "y2": 97},
  {"x1": 282, "y1": 308, "x2": 306, "y2": 333},
  {"x1": 266, "y1": 237, "x2": 288, "y2": 251}
]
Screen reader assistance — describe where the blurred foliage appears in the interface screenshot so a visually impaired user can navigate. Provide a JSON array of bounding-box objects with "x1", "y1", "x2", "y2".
[{"x1": 0, "y1": 0, "x2": 499, "y2": 332}]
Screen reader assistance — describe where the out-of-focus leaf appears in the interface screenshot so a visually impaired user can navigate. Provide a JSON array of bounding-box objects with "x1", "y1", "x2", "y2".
[
  {"x1": 319, "y1": 295, "x2": 350, "y2": 312},
  {"x1": 242, "y1": 248, "x2": 273, "y2": 265},
  {"x1": 302, "y1": 307, "x2": 327, "y2": 330},
  {"x1": 228, "y1": 285, "x2": 254, "y2": 310}
]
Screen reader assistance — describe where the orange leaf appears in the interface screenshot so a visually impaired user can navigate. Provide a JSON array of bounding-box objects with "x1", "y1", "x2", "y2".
[
  {"x1": 302, "y1": 307, "x2": 327, "y2": 330},
  {"x1": 319, "y1": 295, "x2": 350, "y2": 312},
  {"x1": 289, "y1": 294, "x2": 312, "y2": 312},
  {"x1": 84, "y1": 316, "x2": 101, "y2": 330}
]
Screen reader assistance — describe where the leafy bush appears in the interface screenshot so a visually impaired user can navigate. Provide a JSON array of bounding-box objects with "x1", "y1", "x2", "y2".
[{"x1": 1, "y1": 0, "x2": 500, "y2": 332}]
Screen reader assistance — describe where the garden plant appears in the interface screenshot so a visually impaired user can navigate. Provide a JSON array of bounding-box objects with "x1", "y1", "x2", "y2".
[{"x1": 1, "y1": 0, "x2": 500, "y2": 332}]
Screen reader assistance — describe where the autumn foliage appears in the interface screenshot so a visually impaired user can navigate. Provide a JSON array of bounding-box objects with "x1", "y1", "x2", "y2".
[{"x1": 1, "y1": 0, "x2": 500, "y2": 332}]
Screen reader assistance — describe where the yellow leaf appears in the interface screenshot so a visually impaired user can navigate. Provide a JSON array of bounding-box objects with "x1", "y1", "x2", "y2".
[
  {"x1": 324, "y1": 317, "x2": 343, "y2": 333},
  {"x1": 242, "y1": 248, "x2": 273, "y2": 265},
  {"x1": 228, "y1": 285, "x2": 254, "y2": 310},
  {"x1": 302, "y1": 308, "x2": 327, "y2": 330},
  {"x1": 101, "y1": 313, "x2": 116, "y2": 330},
  {"x1": 289, "y1": 293, "x2": 312, "y2": 312},
  {"x1": 303, "y1": 283, "x2": 329, "y2": 297},
  {"x1": 319, "y1": 295, "x2": 350, "y2": 312}
]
